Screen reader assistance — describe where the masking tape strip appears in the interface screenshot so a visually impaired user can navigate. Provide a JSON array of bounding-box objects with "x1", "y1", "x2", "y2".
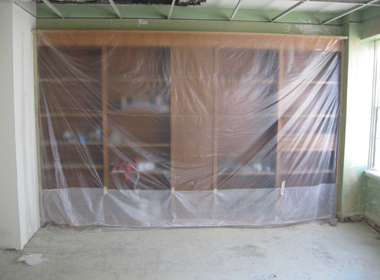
[{"x1": 281, "y1": 181, "x2": 285, "y2": 196}]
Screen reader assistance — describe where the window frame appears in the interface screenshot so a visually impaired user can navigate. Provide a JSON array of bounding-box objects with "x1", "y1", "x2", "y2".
[{"x1": 368, "y1": 40, "x2": 380, "y2": 168}]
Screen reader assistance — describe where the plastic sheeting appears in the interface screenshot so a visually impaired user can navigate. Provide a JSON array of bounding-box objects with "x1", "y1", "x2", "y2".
[{"x1": 37, "y1": 31, "x2": 342, "y2": 228}]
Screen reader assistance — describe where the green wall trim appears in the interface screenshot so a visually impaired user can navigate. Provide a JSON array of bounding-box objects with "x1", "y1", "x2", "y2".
[
  {"x1": 362, "y1": 15, "x2": 380, "y2": 39},
  {"x1": 36, "y1": 18, "x2": 344, "y2": 36},
  {"x1": 359, "y1": 6, "x2": 380, "y2": 22}
]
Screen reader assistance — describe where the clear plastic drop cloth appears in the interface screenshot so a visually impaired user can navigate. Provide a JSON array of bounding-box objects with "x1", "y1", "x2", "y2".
[{"x1": 36, "y1": 31, "x2": 343, "y2": 228}]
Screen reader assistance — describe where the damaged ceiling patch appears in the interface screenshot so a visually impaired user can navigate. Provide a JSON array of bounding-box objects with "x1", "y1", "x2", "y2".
[{"x1": 38, "y1": 0, "x2": 206, "y2": 6}]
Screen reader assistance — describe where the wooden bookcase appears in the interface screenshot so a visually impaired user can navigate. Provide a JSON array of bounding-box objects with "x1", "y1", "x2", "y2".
[
  {"x1": 278, "y1": 50, "x2": 340, "y2": 188},
  {"x1": 37, "y1": 31, "x2": 343, "y2": 191},
  {"x1": 216, "y1": 48, "x2": 279, "y2": 190},
  {"x1": 105, "y1": 46, "x2": 171, "y2": 190},
  {"x1": 38, "y1": 46, "x2": 104, "y2": 189}
]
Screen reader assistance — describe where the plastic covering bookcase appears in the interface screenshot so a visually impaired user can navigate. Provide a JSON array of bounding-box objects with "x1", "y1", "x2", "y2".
[{"x1": 37, "y1": 31, "x2": 343, "y2": 228}]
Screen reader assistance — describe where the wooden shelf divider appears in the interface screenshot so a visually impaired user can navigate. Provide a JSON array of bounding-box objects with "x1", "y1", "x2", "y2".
[
  {"x1": 108, "y1": 77, "x2": 168, "y2": 83},
  {"x1": 41, "y1": 113, "x2": 102, "y2": 117},
  {"x1": 107, "y1": 109, "x2": 170, "y2": 116},
  {"x1": 276, "y1": 48, "x2": 284, "y2": 188},
  {"x1": 218, "y1": 172, "x2": 275, "y2": 176},
  {"x1": 42, "y1": 142, "x2": 103, "y2": 146},
  {"x1": 111, "y1": 170, "x2": 170, "y2": 175},
  {"x1": 280, "y1": 170, "x2": 334, "y2": 175},
  {"x1": 102, "y1": 46, "x2": 109, "y2": 188},
  {"x1": 279, "y1": 134, "x2": 337, "y2": 151},
  {"x1": 212, "y1": 48, "x2": 219, "y2": 190},
  {"x1": 282, "y1": 114, "x2": 337, "y2": 118},
  {"x1": 108, "y1": 143, "x2": 170, "y2": 148},
  {"x1": 39, "y1": 78, "x2": 101, "y2": 82},
  {"x1": 283, "y1": 80, "x2": 339, "y2": 85},
  {"x1": 43, "y1": 165, "x2": 104, "y2": 170},
  {"x1": 218, "y1": 77, "x2": 279, "y2": 84}
]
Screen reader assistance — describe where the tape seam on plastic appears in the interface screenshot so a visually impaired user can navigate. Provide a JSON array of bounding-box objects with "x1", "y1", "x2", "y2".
[{"x1": 281, "y1": 181, "x2": 285, "y2": 196}]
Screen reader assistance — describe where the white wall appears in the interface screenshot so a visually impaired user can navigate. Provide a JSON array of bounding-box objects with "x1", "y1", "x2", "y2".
[
  {"x1": 0, "y1": 2, "x2": 21, "y2": 250},
  {"x1": 12, "y1": 3, "x2": 39, "y2": 248},
  {"x1": 0, "y1": 3, "x2": 39, "y2": 250}
]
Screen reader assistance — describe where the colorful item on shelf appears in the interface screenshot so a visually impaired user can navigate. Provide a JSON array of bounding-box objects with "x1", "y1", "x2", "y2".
[
  {"x1": 137, "y1": 161, "x2": 155, "y2": 172},
  {"x1": 78, "y1": 130, "x2": 88, "y2": 143},
  {"x1": 110, "y1": 131, "x2": 122, "y2": 145},
  {"x1": 63, "y1": 130, "x2": 76, "y2": 142},
  {"x1": 121, "y1": 103, "x2": 165, "y2": 110},
  {"x1": 88, "y1": 127, "x2": 102, "y2": 142},
  {"x1": 120, "y1": 95, "x2": 167, "y2": 111},
  {"x1": 112, "y1": 156, "x2": 140, "y2": 180}
]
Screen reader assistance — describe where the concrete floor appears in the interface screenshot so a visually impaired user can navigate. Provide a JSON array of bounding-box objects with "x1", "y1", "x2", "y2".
[{"x1": 1, "y1": 222, "x2": 380, "y2": 280}]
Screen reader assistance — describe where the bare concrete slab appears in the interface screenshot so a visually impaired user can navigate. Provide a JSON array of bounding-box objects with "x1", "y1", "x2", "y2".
[{"x1": 1, "y1": 222, "x2": 380, "y2": 280}]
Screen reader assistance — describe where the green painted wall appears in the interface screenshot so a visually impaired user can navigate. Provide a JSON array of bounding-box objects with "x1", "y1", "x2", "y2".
[
  {"x1": 338, "y1": 23, "x2": 374, "y2": 217},
  {"x1": 360, "y1": 12, "x2": 380, "y2": 225},
  {"x1": 336, "y1": 11, "x2": 380, "y2": 223},
  {"x1": 364, "y1": 176, "x2": 380, "y2": 224},
  {"x1": 362, "y1": 15, "x2": 380, "y2": 40},
  {"x1": 359, "y1": 6, "x2": 380, "y2": 23}
]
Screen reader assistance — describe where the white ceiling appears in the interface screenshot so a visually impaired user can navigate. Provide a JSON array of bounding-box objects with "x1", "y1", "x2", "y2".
[{"x1": 203, "y1": 0, "x2": 360, "y2": 13}]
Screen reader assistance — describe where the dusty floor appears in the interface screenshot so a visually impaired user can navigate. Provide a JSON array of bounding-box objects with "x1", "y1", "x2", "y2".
[{"x1": 0, "y1": 222, "x2": 380, "y2": 280}]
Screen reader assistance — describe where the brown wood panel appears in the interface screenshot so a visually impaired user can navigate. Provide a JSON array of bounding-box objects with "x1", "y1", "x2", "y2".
[
  {"x1": 107, "y1": 80, "x2": 170, "y2": 112},
  {"x1": 281, "y1": 115, "x2": 338, "y2": 135},
  {"x1": 107, "y1": 47, "x2": 170, "y2": 78},
  {"x1": 283, "y1": 50, "x2": 341, "y2": 83},
  {"x1": 42, "y1": 145, "x2": 104, "y2": 167},
  {"x1": 216, "y1": 48, "x2": 278, "y2": 186},
  {"x1": 217, "y1": 174, "x2": 276, "y2": 190},
  {"x1": 280, "y1": 172, "x2": 335, "y2": 187},
  {"x1": 219, "y1": 48, "x2": 279, "y2": 79},
  {"x1": 212, "y1": 49, "x2": 219, "y2": 190},
  {"x1": 39, "y1": 80, "x2": 102, "y2": 114},
  {"x1": 276, "y1": 48, "x2": 284, "y2": 188},
  {"x1": 39, "y1": 116, "x2": 103, "y2": 143},
  {"x1": 280, "y1": 83, "x2": 340, "y2": 116},
  {"x1": 107, "y1": 115, "x2": 171, "y2": 145},
  {"x1": 280, "y1": 150, "x2": 336, "y2": 174},
  {"x1": 108, "y1": 173, "x2": 170, "y2": 190},
  {"x1": 279, "y1": 134, "x2": 337, "y2": 151},
  {"x1": 171, "y1": 47, "x2": 214, "y2": 191},
  {"x1": 38, "y1": 46, "x2": 102, "y2": 79},
  {"x1": 42, "y1": 169, "x2": 104, "y2": 189},
  {"x1": 107, "y1": 146, "x2": 171, "y2": 169}
]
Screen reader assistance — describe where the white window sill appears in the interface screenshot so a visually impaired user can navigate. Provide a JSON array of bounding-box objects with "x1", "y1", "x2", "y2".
[{"x1": 365, "y1": 168, "x2": 380, "y2": 182}]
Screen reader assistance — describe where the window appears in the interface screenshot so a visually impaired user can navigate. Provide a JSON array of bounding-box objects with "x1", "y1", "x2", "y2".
[{"x1": 369, "y1": 41, "x2": 380, "y2": 168}]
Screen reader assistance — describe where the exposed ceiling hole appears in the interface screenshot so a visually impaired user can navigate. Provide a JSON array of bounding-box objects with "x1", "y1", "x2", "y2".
[{"x1": 37, "y1": 0, "x2": 206, "y2": 5}]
